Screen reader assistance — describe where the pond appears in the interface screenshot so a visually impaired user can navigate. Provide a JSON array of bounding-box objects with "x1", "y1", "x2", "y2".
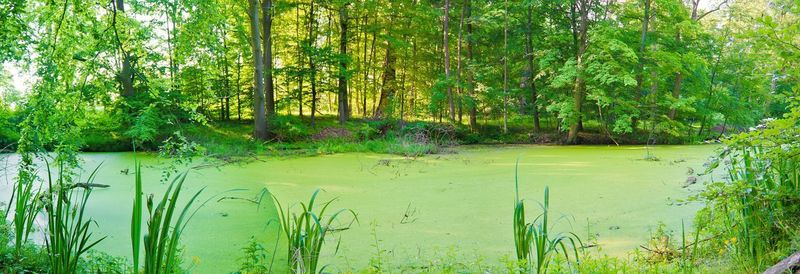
[{"x1": 0, "y1": 145, "x2": 721, "y2": 272}]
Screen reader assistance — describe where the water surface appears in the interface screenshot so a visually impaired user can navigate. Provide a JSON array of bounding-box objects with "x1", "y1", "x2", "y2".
[{"x1": 0, "y1": 145, "x2": 720, "y2": 272}]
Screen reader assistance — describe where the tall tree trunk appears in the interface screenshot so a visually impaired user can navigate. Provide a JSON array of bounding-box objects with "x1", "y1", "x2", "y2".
[
  {"x1": 353, "y1": 15, "x2": 362, "y2": 117},
  {"x1": 502, "y1": 0, "x2": 509, "y2": 134},
  {"x1": 369, "y1": 33, "x2": 379, "y2": 115},
  {"x1": 262, "y1": 0, "x2": 275, "y2": 116},
  {"x1": 444, "y1": 0, "x2": 455, "y2": 121},
  {"x1": 374, "y1": 39, "x2": 396, "y2": 118},
  {"x1": 222, "y1": 27, "x2": 231, "y2": 121},
  {"x1": 114, "y1": 0, "x2": 135, "y2": 98},
  {"x1": 566, "y1": 0, "x2": 592, "y2": 144},
  {"x1": 697, "y1": 46, "x2": 723, "y2": 137},
  {"x1": 632, "y1": 0, "x2": 651, "y2": 129},
  {"x1": 362, "y1": 15, "x2": 371, "y2": 116},
  {"x1": 338, "y1": 3, "x2": 349, "y2": 124},
  {"x1": 524, "y1": 3, "x2": 540, "y2": 133},
  {"x1": 411, "y1": 37, "x2": 419, "y2": 118},
  {"x1": 308, "y1": 0, "x2": 318, "y2": 125},
  {"x1": 236, "y1": 54, "x2": 242, "y2": 121},
  {"x1": 669, "y1": 68, "x2": 682, "y2": 120},
  {"x1": 296, "y1": 3, "x2": 304, "y2": 118},
  {"x1": 671, "y1": 0, "x2": 726, "y2": 120},
  {"x1": 164, "y1": 0, "x2": 175, "y2": 87},
  {"x1": 456, "y1": 0, "x2": 465, "y2": 124},
  {"x1": 669, "y1": 0, "x2": 691, "y2": 121},
  {"x1": 465, "y1": 0, "x2": 477, "y2": 129},
  {"x1": 248, "y1": 0, "x2": 268, "y2": 139}
]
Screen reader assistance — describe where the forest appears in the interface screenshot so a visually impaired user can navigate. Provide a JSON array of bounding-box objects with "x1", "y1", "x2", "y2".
[{"x1": 1, "y1": 0, "x2": 800, "y2": 273}]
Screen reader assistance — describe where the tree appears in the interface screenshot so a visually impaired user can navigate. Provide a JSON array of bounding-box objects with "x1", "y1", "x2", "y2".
[
  {"x1": 443, "y1": 0, "x2": 454, "y2": 121},
  {"x1": 523, "y1": 0, "x2": 540, "y2": 133},
  {"x1": 464, "y1": 0, "x2": 477, "y2": 129},
  {"x1": 112, "y1": 0, "x2": 136, "y2": 98},
  {"x1": 669, "y1": 0, "x2": 728, "y2": 121},
  {"x1": 248, "y1": 0, "x2": 268, "y2": 139},
  {"x1": 338, "y1": 1, "x2": 350, "y2": 124},
  {"x1": 566, "y1": 0, "x2": 595, "y2": 144},
  {"x1": 262, "y1": 0, "x2": 275, "y2": 115}
]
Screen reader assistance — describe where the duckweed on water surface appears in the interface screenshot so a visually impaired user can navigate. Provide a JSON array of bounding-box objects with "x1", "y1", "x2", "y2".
[{"x1": 1, "y1": 145, "x2": 719, "y2": 272}]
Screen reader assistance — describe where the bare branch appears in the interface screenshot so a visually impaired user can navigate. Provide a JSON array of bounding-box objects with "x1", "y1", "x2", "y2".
[{"x1": 696, "y1": 0, "x2": 729, "y2": 21}]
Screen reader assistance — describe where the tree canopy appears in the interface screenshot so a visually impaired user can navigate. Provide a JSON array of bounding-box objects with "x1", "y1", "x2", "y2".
[{"x1": 0, "y1": 0, "x2": 796, "y2": 150}]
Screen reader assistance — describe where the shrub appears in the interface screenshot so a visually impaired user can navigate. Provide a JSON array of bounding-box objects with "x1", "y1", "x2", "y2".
[
  {"x1": 268, "y1": 115, "x2": 311, "y2": 142},
  {"x1": 692, "y1": 109, "x2": 800, "y2": 271},
  {"x1": 354, "y1": 122, "x2": 380, "y2": 141}
]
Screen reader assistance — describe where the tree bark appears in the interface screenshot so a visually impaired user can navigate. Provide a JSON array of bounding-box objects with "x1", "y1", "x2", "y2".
[
  {"x1": 295, "y1": 2, "x2": 304, "y2": 118},
  {"x1": 114, "y1": 0, "x2": 135, "y2": 98},
  {"x1": 465, "y1": 0, "x2": 477, "y2": 129},
  {"x1": 221, "y1": 26, "x2": 231, "y2": 121},
  {"x1": 566, "y1": 0, "x2": 593, "y2": 144},
  {"x1": 308, "y1": 0, "x2": 318, "y2": 125},
  {"x1": 262, "y1": 0, "x2": 275, "y2": 116},
  {"x1": 374, "y1": 39, "x2": 396, "y2": 118},
  {"x1": 633, "y1": 0, "x2": 651, "y2": 129},
  {"x1": 444, "y1": 0, "x2": 455, "y2": 121},
  {"x1": 763, "y1": 251, "x2": 800, "y2": 274},
  {"x1": 671, "y1": 0, "x2": 727, "y2": 120},
  {"x1": 338, "y1": 3, "x2": 349, "y2": 124},
  {"x1": 248, "y1": 0, "x2": 268, "y2": 139},
  {"x1": 524, "y1": 3, "x2": 540, "y2": 133},
  {"x1": 456, "y1": 0, "x2": 465, "y2": 124},
  {"x1": 502, "y1": 0, "x2": 509, "y2": 134},
  {"x1": 362, "y1": 16, "x2": 371, "y2": 116},
  {"x1": 236, "y1": 54, "x2": 242, "y2": 121}
]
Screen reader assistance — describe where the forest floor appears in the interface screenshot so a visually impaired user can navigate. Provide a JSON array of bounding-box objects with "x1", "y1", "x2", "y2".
[{"x1": 174, "y1": 115, "x2": 712, "y2": 160}]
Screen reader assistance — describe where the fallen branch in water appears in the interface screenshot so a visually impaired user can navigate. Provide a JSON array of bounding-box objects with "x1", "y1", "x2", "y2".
[
  {"x1": 763, "y1": 251, "x2": 800, "y2": 274},
  {"x1": 217, "y1": 196, "x2": 259, "y2": 204},
  {"x1": 70, "y1": 183, "x2": 111, "y2": 190}
]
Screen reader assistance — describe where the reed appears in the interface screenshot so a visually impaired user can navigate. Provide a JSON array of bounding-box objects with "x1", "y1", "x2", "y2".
[
  {"x1": 11, "y1": 170, "x2": 39, "y2": 253},
  {"x1": 513, "y1": 163, "x2": 582, "y2": 273},
  {"x1": 272, "y1": 189, "x2": 357, "y2": 273},
  {"x1": 131, "y1": 162, "x2": 205, "y2": 274},
  {"x1": 42, "y1": 162, "x2": 106, "y2": 273}
]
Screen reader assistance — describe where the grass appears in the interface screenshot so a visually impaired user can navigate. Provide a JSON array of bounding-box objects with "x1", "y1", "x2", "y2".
[
  {"x1": 272, "y1": 189, "x2": 357, "y2": 273},
  {"x1": 513, "y1": 162, "x2": 583, "y2": 273},
  {"x1": 131, "y1": 162, "x2": 205, "y2": 274}
]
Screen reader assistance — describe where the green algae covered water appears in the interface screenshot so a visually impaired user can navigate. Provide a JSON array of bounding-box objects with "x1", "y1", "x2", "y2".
[{"x1": 0, "y1": 145, "x2": 720, "y2": 272}]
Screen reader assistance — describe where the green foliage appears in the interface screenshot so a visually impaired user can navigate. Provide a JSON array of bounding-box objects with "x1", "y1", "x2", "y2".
[
  {"x1": 126, "y1": 106, "x2": 164, "y2": 147},
  {"x1": 78, "y1": 251, "x2": 131, "y2": 273},
  {"x1": 268, "y1": 115, "x2": 312, "y2": 142},
  {"x1": 692, "y1": 109, "x2": 800, "y2": 271},
  {"x1": 0, "y1": 0, "x2": 27, "y2": 62},
  {"x1": 1, "y1": 212, "x2": 128, "y2": 273},
  {"x1": 79, "y1": 111, "x2": 132, "y2": 152},
  {"x1": 236, "y1": 237, "x2": 273, "y2": 274},
  {"x1": 0, "y1": 74, "x2": 19, "y2": 146},
  {"x1": 158, "y1": 131, "x2": 205, "y2": 182},
  {"x1": 354, "y1": 122, "x2": 381, "y2": 141},
  {"x1": 0, "y1": 216, "x2": 49, "y2": 273}
]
